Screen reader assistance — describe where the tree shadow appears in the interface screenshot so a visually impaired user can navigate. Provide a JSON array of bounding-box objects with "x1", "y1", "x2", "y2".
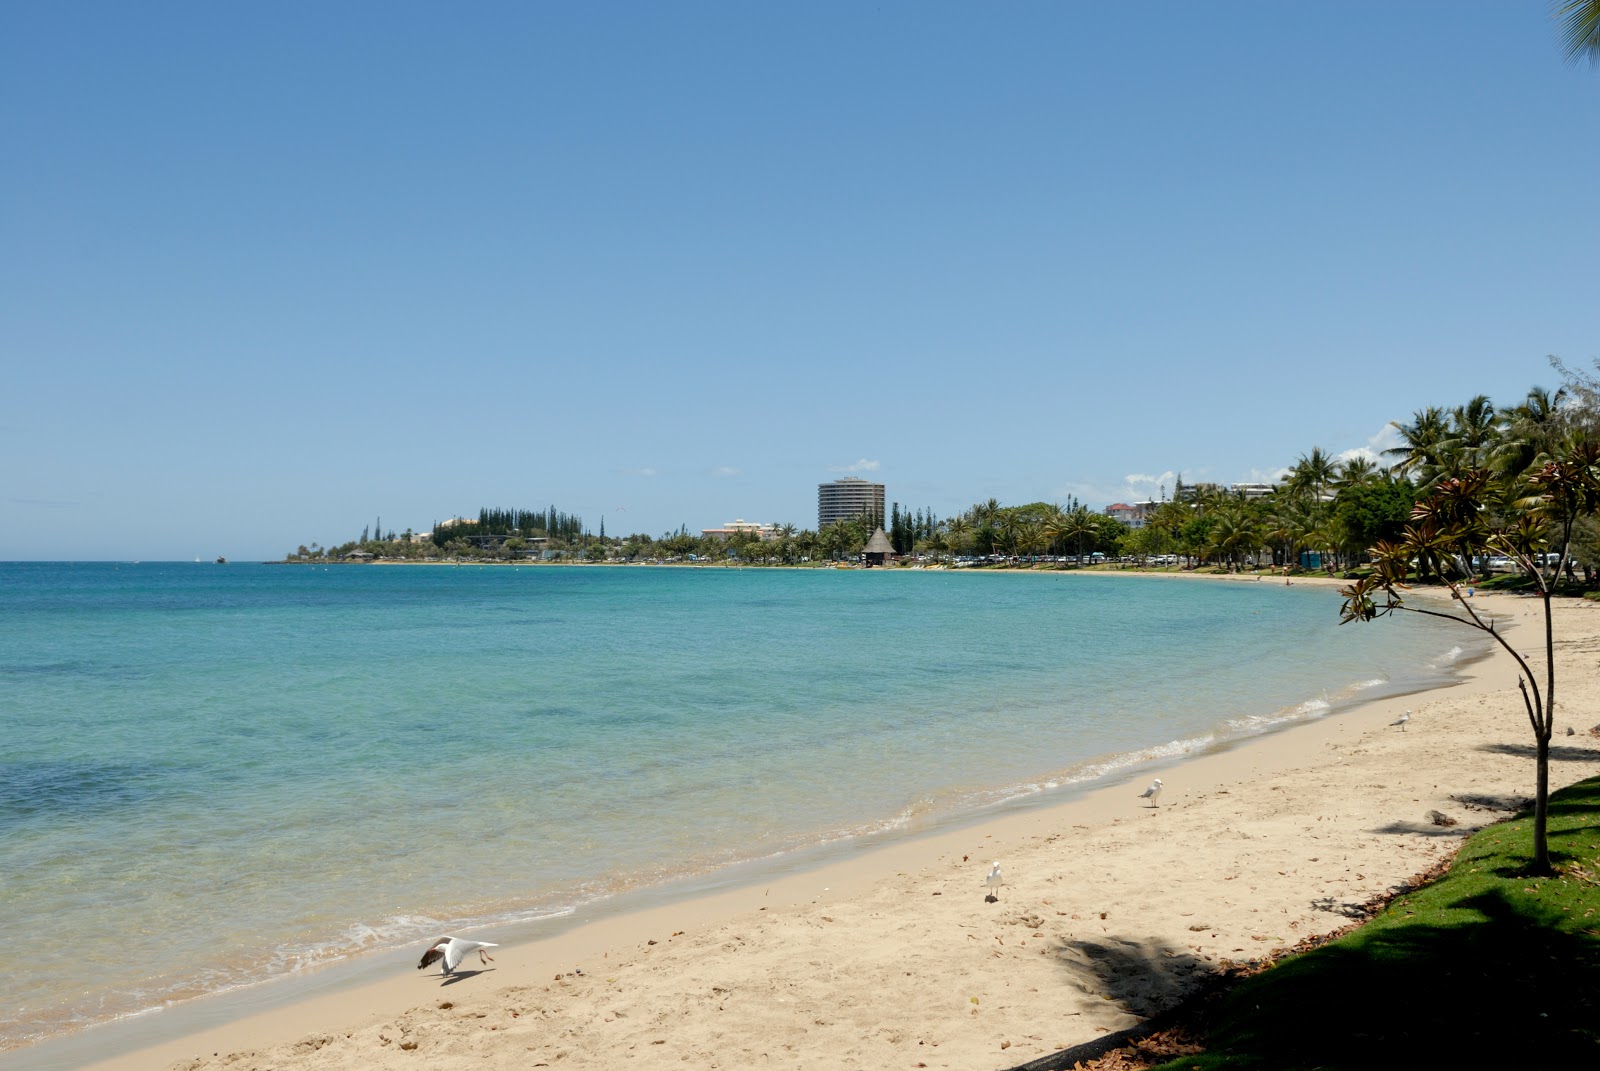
[
  {"x1": 1475, "y1": 742, "x2": 1600, "y2": 761},
  {"x1": 1307, "y1": 895, "x2": 1372, "y2": 919},
  {"x1": 1450, "y1": 791, "x2": 1532, "y2": 812},
  {"x1": 1043, "y1": 934, "x2": 1213, "y2": 1018},
  {"x1": 1183, "y1": 888, "x2": 1600, "y2": 1067},
  {"x1": 1369, "y1": 820, "x2": 1471, "y2": 838}
]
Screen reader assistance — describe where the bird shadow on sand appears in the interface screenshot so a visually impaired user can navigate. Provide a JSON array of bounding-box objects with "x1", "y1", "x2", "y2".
[
  {"x1": 1043, "y1": 934, "x2": 1212, "y2": 1019},
  {"x1": 437, "y1": 968, "x2": 496, "y2": 986}
]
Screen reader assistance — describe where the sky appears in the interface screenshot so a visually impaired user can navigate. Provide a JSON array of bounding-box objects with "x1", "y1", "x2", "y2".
[{"x1": 3, "y1": 2, "x2": 1597, "y2": 560}]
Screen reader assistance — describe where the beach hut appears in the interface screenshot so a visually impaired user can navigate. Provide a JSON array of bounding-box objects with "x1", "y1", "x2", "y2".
[{"x1": 862, "y1": 528, "x2": 896, "y2": 567}]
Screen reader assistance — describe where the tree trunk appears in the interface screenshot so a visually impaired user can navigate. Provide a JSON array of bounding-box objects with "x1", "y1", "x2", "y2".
[{"x1": 1533, "y1": 732, "x2": 1551, "y2": 875}]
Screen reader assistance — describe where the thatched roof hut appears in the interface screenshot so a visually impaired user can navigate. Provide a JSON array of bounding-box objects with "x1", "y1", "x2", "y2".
[{"x1": 862, "y1": 528, "x2": 896, "y2": 567}]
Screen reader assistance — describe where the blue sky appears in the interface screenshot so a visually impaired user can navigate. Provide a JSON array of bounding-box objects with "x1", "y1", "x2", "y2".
[{"x1": 3, "y1": 2, "x2": 1596, "y2": 560}]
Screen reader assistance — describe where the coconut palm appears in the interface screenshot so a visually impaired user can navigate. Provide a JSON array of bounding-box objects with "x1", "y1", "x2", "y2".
[
  {"x1": 1261, "y1": 500, "x2": 1304, "y2": 570},
  {"x1": 1048, "y1": 507, "x2": 1098, "y2": 563},
  {"x1": 971, "y1": 499, "x2": 1002, "y2": 527},
  {"x1": 1490, "y1": 385, "x2": 1568, "y2": 480},
  {"x1": 1439, "y1": 395, "x2": 1500, "y2": 475},
  {"x1": 1206, "y1": 506, "x2": 1260, "y2": 572},
  {"x1": 1285, "y1": 447, "x2": 1338, "y2": 502},
  {"x1": 1334, "y1": 456, "x2": 1380, "y2": 494},
  {"x1": 1386, "y1": 406, "x2": 1450, "y2": 484},
  {"x1": 944, "y1": 516, "x2": 970, "y2": 557},
  {"x1": 1038, "y1": 502, "x2": 1067, "y2": 555},
  {"x1": 1557, "y1": 0, "x2": 1600, "y2": 64},
  {"x1": 1015, "y1": 520, "x2": 1048, "y2": 560}
]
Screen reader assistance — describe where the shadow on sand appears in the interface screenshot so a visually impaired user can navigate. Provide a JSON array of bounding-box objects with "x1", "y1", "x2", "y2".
[{"x1": 437, "y1": 968, "x2": 495, "y2": 987}]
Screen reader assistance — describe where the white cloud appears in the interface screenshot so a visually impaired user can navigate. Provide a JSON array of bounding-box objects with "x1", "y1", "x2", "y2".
[
  {"x1": 1242, "y1": 466, "x2": 1292, "y2": 484},
  {"x1": 713, "y1": 466, "x2": 742, "y2": 478},
  {"x1": 625, "y1": 466, "x2": 658, "y2": 478},
  {"x1": 1114, "y1": 470, "x2": 1191, "y2": 502},
  {"x1": 1122, "y1": 471, "x2": 1179, "y2": 493},
  {"x1": 831, "y1": 458, "x2": 881, "y2": 473},
  {"x1": 1336, "y1": 423, "x2": 1401, "y2": 465},
  {"x1": 1055, "y1": 472, "x2": 1181, "y2": 508}
]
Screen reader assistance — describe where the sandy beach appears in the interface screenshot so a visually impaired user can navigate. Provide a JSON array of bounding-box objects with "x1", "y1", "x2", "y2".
[{"x1": 36, "y1": 581, "x2": 1600, "y2": 1071}]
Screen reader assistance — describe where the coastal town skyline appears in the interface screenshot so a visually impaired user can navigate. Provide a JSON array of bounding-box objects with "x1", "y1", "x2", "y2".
[{"x1": 5, "y1": 3, "x2": 1596, "y2": 561}]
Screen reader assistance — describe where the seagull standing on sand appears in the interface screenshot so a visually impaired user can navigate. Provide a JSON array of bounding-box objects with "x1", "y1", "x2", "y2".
[
  {"x1": 418, "y1": 937, "x2": 498, "y2": 977},
  {"x1": 984, "y1": 861, "x2": 1003, "y2": 901},
  {"x1": 1138, "y1": 778, "x2": 1163, "y2": 807},
  {"x1": 1391, "y1": 710, "x2": 1412, "y2": 731}
]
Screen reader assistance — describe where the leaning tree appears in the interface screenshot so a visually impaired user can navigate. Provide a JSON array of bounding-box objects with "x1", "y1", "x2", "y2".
[{"x1": 1338, "y1": 448, "x2": 1600, "y2": 874}]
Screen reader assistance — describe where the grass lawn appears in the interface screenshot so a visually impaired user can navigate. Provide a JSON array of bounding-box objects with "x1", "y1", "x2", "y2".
[{"x1": 1131, "y1": 775, "x2": 1600, "y2": 1069}]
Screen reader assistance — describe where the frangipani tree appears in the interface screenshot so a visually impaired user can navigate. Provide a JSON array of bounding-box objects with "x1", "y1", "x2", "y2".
[{"x1": 1338, "y1": 453, "x2": 1600, "y2": 874}]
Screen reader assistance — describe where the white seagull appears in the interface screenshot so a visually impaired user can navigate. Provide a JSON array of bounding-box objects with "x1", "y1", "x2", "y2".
[
  {"x1": 418, "y1": 937, "x2": 498, "y2": 977},
  {"x1": 985, "y1": 861, "x2": 1003, "y2": 901},
  {"x1": 1391, "y1": 710, "x2": 1412, "y2": 731},
  {"x1": 1138, "y1": 778, "x2": 1163, "y2": 807}
]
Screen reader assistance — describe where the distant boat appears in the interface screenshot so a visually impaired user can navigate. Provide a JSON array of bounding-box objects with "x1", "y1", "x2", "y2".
[{"x1": 215, "y1": 556, "x2": 228, "y2": 564}]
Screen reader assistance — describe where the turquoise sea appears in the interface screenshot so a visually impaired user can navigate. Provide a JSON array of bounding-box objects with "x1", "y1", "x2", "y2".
[{"x1": 1, "y1": 562, "x2": 1475, "y2": 1058}]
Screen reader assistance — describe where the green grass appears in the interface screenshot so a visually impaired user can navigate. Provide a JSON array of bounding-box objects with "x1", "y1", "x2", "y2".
[{"x1": 1141, "y1": 776, "x2": 1600, "y2": 1069}]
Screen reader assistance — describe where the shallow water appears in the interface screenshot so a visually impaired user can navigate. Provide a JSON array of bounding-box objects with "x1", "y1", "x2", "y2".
[{"x1": 0, "y1": 562, "x2": 1471, "y2": 1050}]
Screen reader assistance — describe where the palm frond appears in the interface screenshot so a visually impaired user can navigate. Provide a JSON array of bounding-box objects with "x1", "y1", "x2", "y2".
[{"x1": 1555, "y1": 0, "x2": 1600, "y2": 65}]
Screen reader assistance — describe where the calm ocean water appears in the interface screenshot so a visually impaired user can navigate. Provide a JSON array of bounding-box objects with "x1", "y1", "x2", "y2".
[{"x1": 1, "y1": 562, "x2": 1473, "y2": 1053}]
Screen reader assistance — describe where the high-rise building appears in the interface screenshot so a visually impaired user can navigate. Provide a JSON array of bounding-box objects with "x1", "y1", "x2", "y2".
[{"x1": 817, "y1": 477, "x2": 885, "y2": 530}]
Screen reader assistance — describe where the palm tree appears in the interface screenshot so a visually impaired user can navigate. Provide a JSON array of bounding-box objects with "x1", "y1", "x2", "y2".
[
  {"x1": 971, "y1": 499, "x2": 1002, "y2": 527},
  {"x1": 1038, "y1": 502, "x2": 1066, "y2": 556},
  {"x1": 1334, "y1": 456, "x2": 1379, "y2": 494},
  {"x1": 1015, "y1": 520, "x2": 1047, "y2": 560},
  {"x1": 1050, "y1": 507, "x2": 1098, "y2": 563},
  {"x1": 1441, "y1": 395, "x2": 1499, "y2": 474},
  {"x1": 1286, "y1": 447, "x2": 1338, "y2": 502},
  {"x1": 1386, "y1": 406, "x2": 1451, "y2": 485},
  {"x1": 1206, "y1": 506, "x2": 1260, "y2": 572},
  {"x1": 944, "y1": 516, "x2": 970, "y2": 557},
  {"x1": 1557, "y1": 0, "x2": 1600, "y2": 64},
  {"x1": 1260, "y1": 483, "x2": 1327, "y2": 571},
  {"x1": 1490, "y1": 385, "x2": 1568, "y2": 480}
]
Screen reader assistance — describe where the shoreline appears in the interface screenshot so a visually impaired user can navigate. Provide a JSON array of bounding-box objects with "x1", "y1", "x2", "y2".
[{"x1": 21, "y1": 587, "x2": 1600, "y2": 1071}]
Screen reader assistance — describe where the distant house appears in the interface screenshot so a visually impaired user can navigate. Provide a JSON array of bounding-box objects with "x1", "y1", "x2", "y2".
[
  {"x1": 345, "y1": 550, "x2": 375, "y2": 561},
  {"x1": 1104, "y1": 503, "x2": 1146, "y2": 530},
  {"x1": 701, "y1": 519, "x2": 781, "y2": 541},
  {"x1": 862, "y1": 528, "x2": 896, "y2": 567},
  {"x1": 1231, "y1": 483, "x2": 1277, "y2": 501}
]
